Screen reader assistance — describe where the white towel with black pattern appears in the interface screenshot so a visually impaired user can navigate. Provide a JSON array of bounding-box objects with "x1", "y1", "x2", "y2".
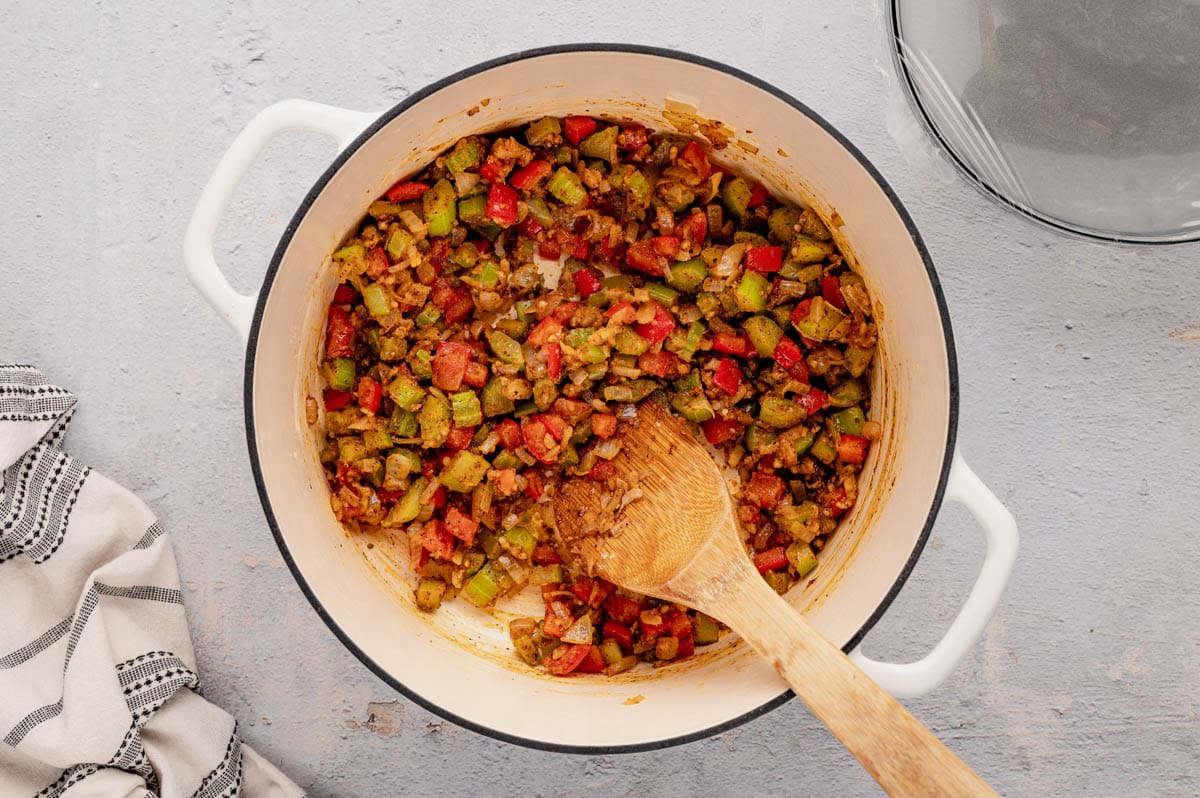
[{"x1": 0, "y1": 365, "x2": 303, "y2": 798}]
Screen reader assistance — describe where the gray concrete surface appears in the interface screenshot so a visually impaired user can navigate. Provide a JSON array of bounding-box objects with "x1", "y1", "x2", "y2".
[{"x1": 2, "y1": 2, "x2": 1198, "y2": 796}]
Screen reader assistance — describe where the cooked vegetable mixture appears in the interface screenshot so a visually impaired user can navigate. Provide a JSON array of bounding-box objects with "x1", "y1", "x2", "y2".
[{"x1": 314, "y1": 115, "x2": 879, "y2": 677}]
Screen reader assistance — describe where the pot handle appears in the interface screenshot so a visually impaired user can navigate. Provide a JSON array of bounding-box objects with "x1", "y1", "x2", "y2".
[
  {"x1": 848, "y1": 454, "x2": 1018, "y2": 698},
  {"x1": 183, "y1": 100, "x2": 378, "y2": 344}
]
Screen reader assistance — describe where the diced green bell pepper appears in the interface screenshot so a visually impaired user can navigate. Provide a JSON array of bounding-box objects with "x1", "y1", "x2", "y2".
[
  {"x1": 790, "y1": 235, "x2": 833, "y2": 264},
  {"x1": 768, "y1": 206, "x2": 801, "y2": 245},
  {"x1": 533, "y1": 377, "x2": 558, "y2": 411},
  {"x1": 743, "y1": 315, "x2": 783, "y2": 356},
  {"x1": 487, "y1": 330, "x2": 525, "y2": 367},
  {"x1": 525, "y1": 196, "x2": 553, "y2": 226},
  {"x1": 735, "y1": 272, "x2": 770, "y2": 312},
  {"x1": 389, "y1": 374, "x2": 425, "y2": 411},
  {"x1": 828, "y1": 379, "x2": 867, "y2": 408},
  {"x1": 792, "y1": 298, "x2": 846, "y2": 341},
  {"x1": 578, "y1": 125, "x2": 618, "y2": 162},
  {"x1": 414, "y1": 577, "x2": 446, "y2": 610},
  {"x1": 440, "y1": 450, "x2": 489, "y2": 492},
  {"x1": 810, "y1": 431, "x2": 837, "y2": 464},
  {"x1": 444, "y1": 139, "x2": 483, "y2": 175},
  {"x1": 525, "y1": 116, "x2": 562, "y2": 147},
  {"x1": 844, "y1": 345, "x2": 874, "y2": 378},
  {"x1": 424, "y1": 179, "x2": 457, "y2": 237},
  {"x1": 744, "y1": 424, "x2": 777, "y2": 453},
  {"x1": 833, "y1": 406, "x2": 865, "y2": 435},
  {"x1": 722, "y1": 177, "x2": 752, "y2": 220},
  {"x1": 458, "y1": 194, "x2": 487, "y2": 224},
  {"x1": 388, "y1": 407, "x2": 418, "y2": 438},
  {"x1": 387, "y1": 228, "x2": 414, "y2": 260},
  {"x1": 462, "y1": 562, "x2": 503, "y2": 607},
  {"x1": 419, "y1": 394, "x2": 451, "y2": 448},
  {"x1": 693, "y1": 613, "x2": 721, "y2": 645},
  {"x1": 328, "y1": 357, "x2": 356, "y2": 391},
  {"x1": 613, "y1": 327, "x2": 650, "y2": 356},
  {"x1": 481, "y1": 377, "x2": 515, "y2": 417},
  {"x1": 759, "y1": 396, "x2": 806, "y2": 429},
  {"x1": 787, "y1": 542, "x2": 819, "y2": 578}
]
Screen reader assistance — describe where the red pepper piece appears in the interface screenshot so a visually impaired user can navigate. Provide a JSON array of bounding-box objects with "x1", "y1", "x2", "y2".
[
  {"x1": 462, "y1": 361, "x2": 488, "y2": 388},
  {"x1": 635, "y1": 303, "x2": 676, "y2": 344},
  {"x1": 525, "y1": 317, "x2": 563, "y2": 348},
  {"x1": 573, "y1": 268, "x2": 601, "y2": 299},
  {"x1": 603, "y1": 620, "x2": 634, "y2": 651},
  {"x1": 545, "y1": 342, "x2": 563, "y2": 380},
  {"x1": 563, "y1": 116, "x2": 597, "y2": 146},
  {"x1": 605, "y1": 301, "x2": 636, "y2": 322},
  {"x1": 589, "y1": 460, "x2": 615, "y2": 482},
  {"x1": 837, "y1": 433, "x2": 870, "y2": 465},
  {"x1": 797, "y1": 387, "x2": 829, "y2": 415},
  {"x1": 701, "y1": 417, "x2": 744, "y2": 445},
  {"x1": 677, "y1": 209, "x2": 708, "y2": 248},
  {"x1": 712, "y1": 358, "x2": 743, "y2": 395},
  {"x1": 573, "y1": 645, "x2": 607, "y2": 674},
  {"x1": 366, "y1": 246, "x2": 390, "y2": 278},
  {"x1": 532, "y1": 543, "x2": 561, "y2": 565},
  {"x1": 444, "y1": 506, "x2": 479, "y2": 546},
  {"x1": 617, "y1": 127, "x2": 647, "y2": 151},
  {"x1": 542, "y1": 602, "x2": 573, "y2": 639},
  {"x1": 712, "y1": 332, "x2": 751, "y2": 356},
  {"x1": 825, "y1": 485, "x2": 853, "y2": 517},
  {"x1": 421, "y1": 520, "x2": 456, "y2": 560},
  {"x1": 790, "y1": 298, "x2": 813, "y2": 328},
  {"x1": 821, "y1": 276, "x2": 847, "y2": 310},
  {"x1": 323, "y1": 388, "x2": 352, "y2": 412},
  {"x1": 536, "y1": 241, "x2": 560, "y2": 260},
  {"x1": 384, "y1": 181, "x2": 430, "y2": 202},
  {"x1": 546, "y1": 642, "x2": 593, "y2": 675},
  {"x1": 652, "y1": 235, "x2": 680, "y2": 258},
  {"x1": 744, "y1": 471, "x2": 786, "y2": 509},
  {"x1": 325, "y1": 305, "x2": 356, "y2": 358},
  {"x1": 431, "y1": 485, "x2": 447, "y2": 508},
  {"x1": 744, "y1": 245, "x2": 783, "y2": 273},
  {"x1": 509, "y1": 159, "x2": 552, "y2": 191},
  {"x1": 603, "y1": 595, "x2": 642, "y2": 626},
  {"x1": 772, "y1": 337, "x2": 809, "y2": 383},
  {"x1": 569, "y1": 577, "x2": 612, "y2": 607},
  {"x1": 754, "y1": 546, "x2": 789, "y2": 574},
  {"x1": 524, "y1": 470, "x2": 545, "y2": 499},
  {"x1": 521, "y1": 417, "x2": 557, "y2": 464},
  {"x1": 538, "y1": 413, "x2": 567, "y2": 441},
  {"x1": 550, "y1": 302, "x2": 580, "y2": 323},
  {"x1": 663, "y1": 609, "x2": 693, "y2": 639},
  {"x1": 432, "y1": 341, "x2": 472, "y2": 391},
  {"x1": 676, "y1": 633, "x2": 695, "y2": 659},
  {"x1": 748, "y1": 183, "x2": 769, "y2": 208},
  {"x1": 637, "y1": 349, "x2": 679, "y2": 378},
  {"x1": 679, "y1": 140, "x2": 713, "y2": 179},
  {"x1": 625, "y1": 239, "x2": 668, "y2": 277},
  {"x1": 444, "y1": 425, "x2": 474, "y2": 451},
  {"x1": 495, "y1": 419, "x2": 522, "y2": 450},
  {"x1": 479, "y1": 158, "x2": 504, "y2": 183},
  {"x1": 591, "y1": 414, "x2": 617, "y2": 439},
  {"x1": 519, "y1": 216, "x2": 546, "y2": 239},
  {"x1": 486, "y1": 183, "x2": 519, "y2": 227},
  {"x1": 356, "y1": 377, "x2": 382, "y2": 414},
  {"x1": 332, "y1": 284, "x2": 357, "y2": 304}
]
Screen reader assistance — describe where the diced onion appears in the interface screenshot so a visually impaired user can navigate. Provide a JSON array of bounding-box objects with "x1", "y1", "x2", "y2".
[
  {"x1": 594, "y1": 439, "x2": 622, "y2": 460},
  {"x1": 713, "y1": 242, "x2": 748, "y2": 277},
  {"x1": 454, "y1": 170, "x2": 480, "y2": 195}
]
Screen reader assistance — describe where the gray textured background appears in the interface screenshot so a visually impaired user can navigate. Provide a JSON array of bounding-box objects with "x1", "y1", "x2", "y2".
[{"x1": 2, "y1": 2, "x2": 1198, "y2": 796}]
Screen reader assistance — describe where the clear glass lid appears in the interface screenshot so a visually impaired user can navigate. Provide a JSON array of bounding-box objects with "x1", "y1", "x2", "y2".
[{"x1": 890, "y1": 0, "x2": 1200, "y2": 243}]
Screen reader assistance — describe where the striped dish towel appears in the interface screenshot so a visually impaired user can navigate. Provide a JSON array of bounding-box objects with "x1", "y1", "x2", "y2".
[{"x1": 0, "y1": 366, "x2": 302, "y2": 798}]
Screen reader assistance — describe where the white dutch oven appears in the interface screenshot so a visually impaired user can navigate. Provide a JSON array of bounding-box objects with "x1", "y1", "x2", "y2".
[{"x1": 184, "y1": 46, "x2": 1017, "y2": 752}]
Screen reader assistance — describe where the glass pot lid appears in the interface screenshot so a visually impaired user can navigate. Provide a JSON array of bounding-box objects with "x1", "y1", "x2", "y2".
[{"x1": 890, "y1": 0, "x2": 1200, "y2": 244}]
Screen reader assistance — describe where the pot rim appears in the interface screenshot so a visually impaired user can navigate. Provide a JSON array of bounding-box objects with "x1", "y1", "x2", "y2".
[{"x1": 241, "y1": 42, "x2": 959, "y2": 754}]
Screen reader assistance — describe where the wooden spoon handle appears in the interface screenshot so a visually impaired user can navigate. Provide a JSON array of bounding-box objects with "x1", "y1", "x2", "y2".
[{"x1": 716, "y1": 574, "x2": 999, "y2": 797}]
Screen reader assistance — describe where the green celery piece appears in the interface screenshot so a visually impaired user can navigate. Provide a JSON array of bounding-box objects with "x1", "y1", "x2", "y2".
[
  {"x1": 601, "y1": 274, "x2": 633, "y2": 292},
  {"x1": 379, "y1": 334, "x2": 406, "y2": 362},
  {"x1": 424, "y1": 179, "x2": 457, "y2": 237},
  {"x1": 513, "y1": 401, "x2": 538, "y2": 418},
  {"x1": 444, "y1": 139, "x2": 483, "y2": 175},
  {"x1": 502, "y1": 525, "x2": 535, "y2": 559},
  {"x1": 759, "y1": 396, "x2": 806, "y2": 429},
  {"x1": 414, "y1": 577, "x2": 447, "y2": 611},
  {"x1": 418, "y1": 394, "x2": 451, "y2": 448},
  {"x1": 792, "y1": 298, "x2": 846, "y2": 341},
  {"x1": 525, "y1": 116, "x2": 562, "y2": 147},
  {"x1": 525, "y1": 196, "x2": 553, "y2": 226},
  {"x1": 763, "y1": 571, "x2": 791, "y2": 594},
  {"x1": 450, "y1": 390, "x2": 483, "y2": 428},
  {"x1": 363, "y1": 428, "x2": 393, "y2": 451},
  {"x1": 578, "y1": 345, "x2": 606, "y2": 364},
  {"x1": 828, "y1": 379, "x2": 867, "y2": 408},
  {"x1": 475, "y1": 259, "x2": 500, "y2": 288},
  {"x1": 562, "y1": 327, "x2": 596, "y2": 349},
  {"x1": 693, "y1": 613, "x2": 720, "y2": 645},
  {"x1": 481, "y1": 377, "x2": 515, "y2": 417},
  {"x1": 624, "y1": 168, "x2": 651, "y2": 206},
  {"x1": 532, "y1": 377, "x2": 558, "y2": 411},
  {"x1": 844, "y1": 345, "x2": 874, "y2": 378},
  {"x1": 671, "y1": 389, "x2": 714, "y2": 422},
  {"x1": 791, "y1": 235, "x2": 833, "y2": 264},
  {"x1": 458, "y1": 194, "x2": 487, "y2": 224},
  {"x1": 787, "y1": 543, "x2": 819, "y2": 578},
  {"x1": 646, "y1": 283, "x2": 680, "y2": 306},
  {"x1": 362, "y1": 283, "x2": 390, "y2": 317},
  {"x1": 667, "y1": 258, "x2": 707, "y2": 293},
  {"x1": 768, "y1": 206, "x2": 802, "y2": 245},
  {"x1": 338, "y1": 438, "x2": 371, "y2": 463},
  {"x1": 735, "y1": 272, "x2": 770, "y2": 312},
  {"x1": 833, "y1": 407, "x2": 865, "y2": 435},
  {"x1": 810, "y1": 431, "x2": 837, "y2": 464},
  {"x1": 332, "y1": 243, "x2": 367, "y2": 273},
  {"x1": 440, "y1": 451, "x2": 489, "y2": 492},
  {"x1": 328, "y1": 357, "x2": 356, "y2": 391},
  {"x1": 452, "y1": 241, "x2": 480, "y2": 269},
  {"x1": 494, "y1": 317, "x2": 527, "y2": 340},
  {"x1": 578, "y1": 125, "x2": 618, "y2": 162},
  {"x1": 547, "y1": 167, "x2": 587, "y2": 206},
  {"x1": 743, "y1": 316, "x2": 783, "y2": 356},
  {"x1": 695, "y1": 291, "x2": 720, "y2": 315},
  {"x1": 387, "y1": 228, "x2": 414, "y2": 260},
  {"x1": 487, "y1": 330, "x2": 525, "y2": 367},
  {"x1": 462, "y1": 563, "x2": 503, "y2": 607},
  {"x1": 414, "y1": 305, "x2": 441, "y2": 327},
  {"x1": 553, "y1": 145, "x2": 572, "y2": 165},
  {"x1": 599, "y1": 639, "x2": 624, "y2": 665},
  {"x1": 613, "y1": 327, "x2": 649, "y2": 355},
  {"x1": 733, "y1": 231, "x2": 769, "y2": 247},
  {"x1": 411, "y1": 348, "x2": 433, "y2": 380},
  {"x1": 491, "y1": 449, "x2": 521, "y2": 470},
  {"x1": 777, "y1": 501, "x2": 820, "y2": 542},
  {"x1": 744, "y1": 424, "x2": 777, "y2": 453},
  {"x1": 722, "y1": 177, "x2": 752, "y2": 220},
  {"x1": 388, "y1": 407, "x2": 418, "y2": 438},
  {"x1": 383, "y1": 477, "x2": 426, "y2": 527}
]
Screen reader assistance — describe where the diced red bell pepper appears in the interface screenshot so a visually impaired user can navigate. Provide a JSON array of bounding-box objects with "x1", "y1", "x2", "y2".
[
  {"x1": 563, "y1": 116, "x2": 597, "y2": 146},
  {"x1": 326, "y1": 305, "x2": 356, "y2": 358},
  {"x1": 536, "y1": 240, "x2": 560, "y2": 261},
  {"x1": 521, "y1": 417, "x2": 557, "y2": 464},
  {"x1": 589, "y1": 460, "x2": 615, "y2": 482},
  {"x1": 444, "y1": 288, "x2": 475, "y2": 324},
  {"x1": 574, "y1": 645, "x2": 607, "y2": 674},
  {"x1": 495, "y1": 418, "x2": 523, "y2": 450},
  {"x1": 332, "y1": 284, "x2": 357, "y2": 304},
  {"x1": 443, "y1": 506, "x2": 479, "y2": 546},
  {"x1": 797, "y1": 387, "x2": 829, "y2": 415},
  {"x1": 592, "y1": 414, "x2": 618, "y2": 439},
  {"x1": 603, "y1": 595, "x2": 642, "y2": 626},
  {"x1": 701, "y1": 418, "x2": 744, "y2": 445},
  {"x1": 637, "y1": 349, "x2": 679, "y2": 378},
  {"x1": 572, "y1": 238, "x2": 591, "y2": 260},
  {"x1": 445, "y1": 425, "x2": 474, "y2": 451},
  {"x1": 605, "y1": 301, "x2": 636, "y2": 323},
  {"x1": 617, "y1": 126, "x2": 648, "y2": 151},
  {"x1": 432, "y1": 341, "x2": 471, "y2": 391},
  {"x1": 744, "y1": 471, "x2": 786, "y2": 509},
  {"x1": 336, "y1": 461, "x2": 358, "y2": 487},
  {"x1": 323, "y1": 388, "x2": 352, "y2": 411},
  {"x1": 635, "y1": 303, "x2": 676, "y2": 345},
  {"x1": 532, "y1": 543, "x2": 561, "y2": 565},
  {"x1": 748, "y1": 183, "x2": 770, "y2": 208},
  {"x1": 551, "y1": 397, "x2": 590, "y2": 423},
  {"x1": 411, "y1": 544, "x2": 429, "y2": 574},
  {"x1": 825, "y1": 485, "x2": 853, "y2": 517},
  {"x1": 427, "y1": 237, "x2": 452, "y2": 268},
  {"x1": 712, "y1": 358, "x2": 743, "y2": 396},
  {"x1": 712, "y1": 332, "x2": 751, "y2": 356},
  {"x1": 754, "y1": 546, "x2": 789, "y2": 574},
  {"x1": 385, "y1": 180, "x2": 430, "y2": 202},
  {"x1": 573, "y1": 268, "x2": 602, "y2": 299},
  {"x1": 421, "y1": 520, "x2": 456, "y2": 560},
  {"x1": 625, "y1": 239, "x2": 668, "y2": 277},
  {"x1": 652, "y1": 236, "x2": 681, "y2": 258},
  {"x1": 366, "y1": 246, "x2": 390, "y2": 278},
  {"x1": 356, "y1": 377, "x2": 382, "y2": 414},
  {"x1": 639, "y1": 613, "x2": 665, "y2": 641},
  {"x1": 679, "y1": 140, "x2": 712, "y2": 179},
  {"x1": 520, "y1": 216, "x2": 546, "y2": 239},
  {"x1": 772, "y1": 337, "x2": 809, "y2": 383},
  {"x1": 821, "y1": 276, "x2": 847, "y2": 310},
  {"x1": 550, "y1": 302, "x2": 579, "y2": 323},
  {"x1": 375, "y1": 487, "x2": 403, "y2": 504},
  {"x1": 790, "y1": 298, "x2": 814, "y2": 328},
  {"x1": 603, "y1": 620, "x2": 634, "y2": 652},
  {"x1": 538, "y1": 413, "x2": 567, "y2": 441},
  {"x1": 837, "y1": 433, "x2": 870, "y2": 465},
  {"x1": 542, "y1": 602, "x2": 573, "y2": 639},
  {"x1": 677, "y1": 209, "x2": 708, "y2": 248},
  {"x1": 524, "y1": 469, "x2": 545, "y2": 499},
  {"x1": 545, "y1": 342, "x2": 563, "y2": 380},
  {"x1": 569, "y1": 577, "x2": 613, "y2": 608},
  {"x1": 431, "y1": 485, "x2": 447, "y2": 508},
  {"x1": 486, "y1": 183, "x2": 519, "y2": 227},
  {"x1": 525, "y1": 317, "x2": 563, "y2": 348},
  {"x1": 479, "y1": 158, "x2": 504, "y2": 183},
  {"x1": 546, "y1": 642, "x2": 594, "y2": 676},
  {"x1": 462, "y1": 361, "x2": 488, "y2": 388},
  {"x1": 677, "y1": 633, "x2": 695, "y2": 659},
  {"x1": 744, "y1": 245, "x2": 783, "y2": 273},
  {"x1": 509, "y1": 160, "x2": 552, "y2": 191},
  {"x1": 663, "y1": 609, "x2": 693, "y2": 639}
]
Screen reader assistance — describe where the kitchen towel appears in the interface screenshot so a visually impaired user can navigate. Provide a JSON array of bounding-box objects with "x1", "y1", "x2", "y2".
[{"x1": 0, "y1": 365, "x2": 303, "y2": 798}]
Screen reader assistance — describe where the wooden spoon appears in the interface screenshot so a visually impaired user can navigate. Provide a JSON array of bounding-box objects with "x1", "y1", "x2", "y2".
[{"x1": 555, "y1": 401, "x2": 997, "y2": 798}]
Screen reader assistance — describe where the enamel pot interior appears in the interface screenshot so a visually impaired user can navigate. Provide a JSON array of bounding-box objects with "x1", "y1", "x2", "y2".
[{"x1": 245, "y1": 47, "x2": 955, "y2": 752}]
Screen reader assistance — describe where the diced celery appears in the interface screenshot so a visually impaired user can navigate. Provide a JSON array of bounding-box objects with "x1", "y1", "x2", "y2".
[
  {"x1": 440, "y1": 451, "x2": 489, "y2": 492},
  {"x1": 525, "y1": 196, "x2": 553, "y2": 226},
  {"x1": 579, "y1": 125, "x2": 618, "y2": 162},
  {"x1": 625, "y1": 168, "x2": 651, "y2": 206},
  {"x1": 363, "y1": 428, "x2": 393, "y2": 451},
  {"x1": 613, "y1": 327, "x2": 649, "y2": 356},
  {"x1": 423, "y1": 179, "x2": 457, "y2": 237},
  {"x1": 333, "y1": 243, "x2": 367, "y2": 273},
  {"x1": 481, "y1": 377, "x2": 515, "y2": 417},
  {"x1": 791, "y1": 235, "x2": 833, "y2": 264},
  {"x1": 693, "y1": 613, "x2": 721, "y2": 645},
  {"x1": 502, "y1": 525, "x2": 535, "y2": 559},
  {"x1": 743, "y1": 316, "x2": 783, "y2": 356},
  {"x1": 450, "y1": 390, "x2": 483, "y2": 427},
  {"x1": 529, "y1": 564, "x2": 563, "y2": 585},
  {"x1": 513, "y1": 401, "x2": 538, "y2": 418},
  {"x1": 419, "y1": 394, "x2": 451, "y2": 448},
  {"x1": 414, "y1": 577, "x2": 447, "y2": 611},
  {"x1": 411, "y1": 348, "x2": 433, "y2": 380},
  {"x1": 547, "y1": 167, "x2": 587, "y2": 206},
  {"x1": 768, "y1": 206, "x2": 802, "y2": 245},
  {"x1": 388, "y1": 374, "x2": 425, "y2": 411},
  {"x1": 328, "y1": 357, "x2": 356, "y2": 390},
  {"x1": 722, "y1": 177, "x2": 752, "y2": 220},
  {"x1": 828, "y1": 379, "x2": 867, "y2": 408},
  {"x1": 532, "y1": 377, "x2": 558, "y2": 411},
  {"x1": 475, "y1": 258, "x2": 500, "y2": 288},
  {"x1": 487, "y1": 330, "x2": 525, "y2": 367},
  {"x1": 491, "y1": 450, "x2": 521, "y2": 470},
  {"x1": 388, "y1": 407, "x2": 418, "y2": 438},
  {"x1": 777, "y1": 502, "x2": 820, "y2": 542},
  {"x1": 525, "y1": 116, "x2": 562, "y2": 147},
  {"x1": 458, "y1": 194, "x2": 487, "y2": 224},
  {"x1": 678, "y1": 321, "x2": 705, "y2": 361},
  {"x1": 453, "y1": 241, "x2": 480, "y2": 269},
  {"x1": 338, "y1": 438, "x2": 371, "y2": 463},
  {"x1": 667, "y1": 258, "x2": 707, "y2": 293},
  {"x1": 787, "y1": 543, "x2": 819, "y2": 578},
  {"x1": 792, "y1": 297, "x2": 846, "y2": 341},
  {"x1": 646, "y1": 283, "x2": 680, "y2": 306},
  {"x1": 563, "y1": 327, "x2": 596, "y2": 350},
  {"x1": 844, "y1": 345, "x2": 874, "y2": 378},
  {"x1": 387, "y1": 228, "x2": 414, "y2": 260},
  {"x1": 462, "y1": 563, "x2": 503, "y2": 607},
  {"x1": 810, "y1": 431, "x2": 837, "y2": 464},
  {"x1": 833, "y1": 407, "x2": 865, "y2": 435},
  {"x1": 379, "y1": 334, "x2": 406, "y2": 362},
  {"x1": 733, "y1": 231, "x2": 769, "y2": 247},
  {"x1": 414, "y1": 304, "x2": 441, "y2": 327},
  {"x1": 444, "y1": 139, "x2": 483, "y2": 175},
  {"x1": 383, "y1": 477, "x2": 426, "y2": 527},
  {"x1": 744, "y1": 424, "x2": 777, "y2": 453},
  {"x1": 735, "y1": 272, "x2": 770, "y2": 312}
]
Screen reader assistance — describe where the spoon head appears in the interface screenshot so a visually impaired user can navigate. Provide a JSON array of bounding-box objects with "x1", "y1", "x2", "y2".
[{"x1": 554, "y1": 401, "x2": 735, "y2": 597}]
